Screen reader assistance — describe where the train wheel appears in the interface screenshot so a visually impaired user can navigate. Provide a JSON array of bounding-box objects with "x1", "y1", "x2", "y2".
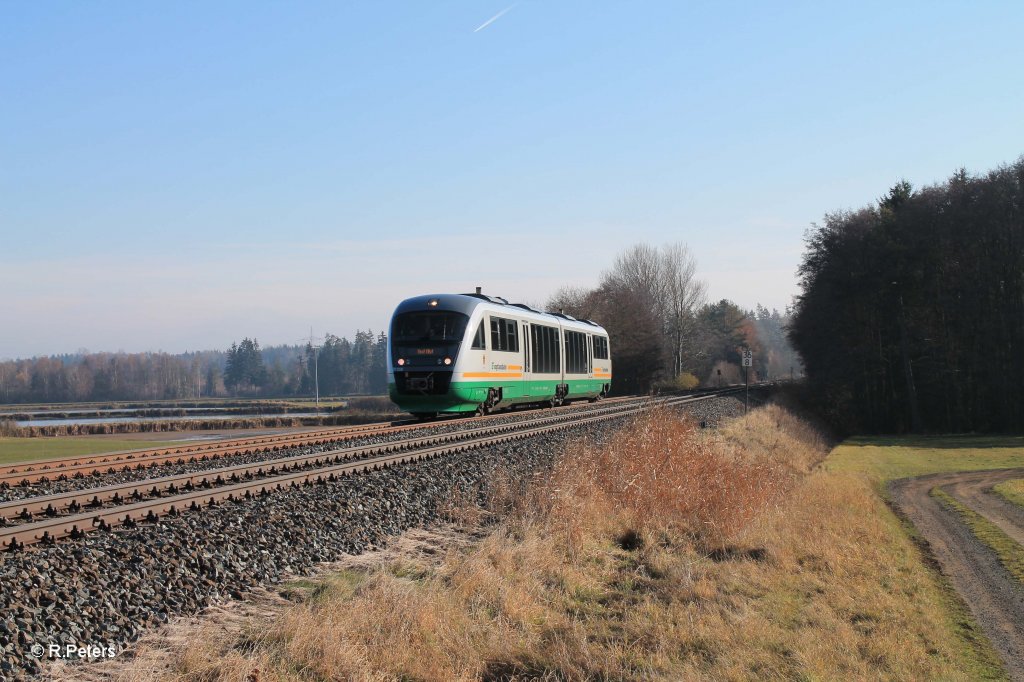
[{"x1": 411, "y1": 412, "x2": 437, "y2": 421}]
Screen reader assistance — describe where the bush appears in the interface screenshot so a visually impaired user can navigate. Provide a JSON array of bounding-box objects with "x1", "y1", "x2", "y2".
[
  {"x1": 675, "y1": 372, "x2": 699, "y2": 390},
  {"x1": 652, "y1": 372, "x2": 701, "y2": 394},
  {"x1": 537, "y1": 406, "x2": 795, "y2": 550}
]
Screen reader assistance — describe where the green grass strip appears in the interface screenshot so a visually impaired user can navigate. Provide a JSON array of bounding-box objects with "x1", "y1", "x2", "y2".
[
  {"x1": 931, "y1": 487, "x2": 1024, "y2": 584},
  {"x1": 0, "y1": 438, "x2": 193, "y2": 465},
  {"x1": 992, "y1": 479, "x2": 1024, "y2": 510}
]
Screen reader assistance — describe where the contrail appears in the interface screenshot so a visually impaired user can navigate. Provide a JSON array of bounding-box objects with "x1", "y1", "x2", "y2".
[{"x1": 474, "y1": 3, "x2": 516, "y2": 32}]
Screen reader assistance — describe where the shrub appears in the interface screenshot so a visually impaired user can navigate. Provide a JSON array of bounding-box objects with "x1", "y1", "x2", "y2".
[
  {"x1": 652, "y1": 372, "x2": 700, "y2": 393},
  {"x1": 536, "y1": 407, "x2": 794, "y2": 551}
]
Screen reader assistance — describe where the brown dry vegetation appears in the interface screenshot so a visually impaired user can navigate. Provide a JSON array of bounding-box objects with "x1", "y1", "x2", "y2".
[
  {"x1": 104, "y1": 405, "x2": 999, "y2": 681},
  {"x1": 16, "y1": 411, "x2": 402, "y2": 438}
]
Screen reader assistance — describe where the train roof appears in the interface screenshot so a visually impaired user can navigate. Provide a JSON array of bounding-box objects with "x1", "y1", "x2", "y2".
[{"x1": 391, "y1": 293, "x2": 607, "y2": 334}]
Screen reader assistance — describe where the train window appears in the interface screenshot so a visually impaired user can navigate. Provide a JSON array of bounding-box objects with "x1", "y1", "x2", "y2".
[
  {"x1": 565, "y1": 331, "x2": 588, "y2": 374},
  {"x1": 593, "y1": 336, "x2": 609, "y2": 360},
  {"x1": 489, "y1": 316, "x2": 520, "y2": 353},
  {"x1": 530, "y1": 325, "x2": 560, "y2": 373},
  {"x1": 392, "y1": 311, "x2": 469, "y2": 344},
  {"x1": 471, "y1": 321, "x2": 486, "y2": 350}
]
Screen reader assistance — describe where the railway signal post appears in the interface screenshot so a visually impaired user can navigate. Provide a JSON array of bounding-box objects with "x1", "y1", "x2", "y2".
[{"x1": 742, "y1": 349, "x2": 752, "y2": 414}]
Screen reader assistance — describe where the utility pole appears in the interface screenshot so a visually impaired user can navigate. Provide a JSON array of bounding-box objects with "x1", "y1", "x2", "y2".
[{"x1": 310, "y1": 328, "x2": 320, "y2": 413}]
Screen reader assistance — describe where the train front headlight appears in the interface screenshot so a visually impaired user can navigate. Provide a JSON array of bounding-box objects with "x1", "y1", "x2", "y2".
[
  {"x1": 443, "y1": 357, "x2": 452, "y2": 366},
  {"x1": 397, "y1": 358, "x2": 406, "y2": 366}
]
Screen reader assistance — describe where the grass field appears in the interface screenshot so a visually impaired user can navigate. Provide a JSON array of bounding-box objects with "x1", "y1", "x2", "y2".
[
  {"x1": 993, "y1": 479, "x2": 1024, "y2": 509},
  {"x1": 0, "y1": 437, "x2": 191, "y2": 465},
  {"x1": 827, "y1": 434, "x2": 1024, "y2": 483},
  {"x1": 124, "y1": 406, "x2": 1006, "y2": 681},
  {"x1": 0, "y1": 397, "x2": 355, "y2": 412}
]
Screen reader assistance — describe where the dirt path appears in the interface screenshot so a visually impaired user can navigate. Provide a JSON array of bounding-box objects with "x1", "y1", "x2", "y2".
[
  {"x1": 943, "y1": 470, "x2": 1024, "y2": 548},
  {"x1": 891, "y1": 468, "x2": 1024, "y2": 681}
]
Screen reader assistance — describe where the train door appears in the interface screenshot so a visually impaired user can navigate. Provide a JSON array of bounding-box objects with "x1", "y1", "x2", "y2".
[
  {"x1": 587, "y1": 335, "x2": 594, "y2": 381},
  {"x1": 522, "y1": 322, "x2": 532, "y2": 397}
]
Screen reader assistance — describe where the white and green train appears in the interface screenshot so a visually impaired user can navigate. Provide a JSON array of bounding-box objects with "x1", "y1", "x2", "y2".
[{"x1": 387, "y1": 290, "x2": 612, "y2": 418}]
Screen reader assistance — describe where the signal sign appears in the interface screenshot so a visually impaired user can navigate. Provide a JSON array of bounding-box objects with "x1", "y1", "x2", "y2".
[{"x1": 742, "y1": 350, "x2": 752, "y2": 367}]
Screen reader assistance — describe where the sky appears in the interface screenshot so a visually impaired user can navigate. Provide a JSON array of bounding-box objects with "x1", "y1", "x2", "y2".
[{"x1": 2, "y1": 1, "x2": 1023, "y2": 359}]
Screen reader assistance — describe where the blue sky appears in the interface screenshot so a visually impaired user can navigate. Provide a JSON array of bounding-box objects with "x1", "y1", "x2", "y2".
[{"x1": 3, "y1": 1, "x2": 1022, "y2": 359}]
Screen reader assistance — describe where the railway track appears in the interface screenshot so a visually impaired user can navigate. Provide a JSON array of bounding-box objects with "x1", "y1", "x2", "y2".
[
  {"x1": 0, "y1": 396, "x2": 639, "y2": 487},
  {"x1": 0, "y1": 390, "x2": 738, "y2": 550}
]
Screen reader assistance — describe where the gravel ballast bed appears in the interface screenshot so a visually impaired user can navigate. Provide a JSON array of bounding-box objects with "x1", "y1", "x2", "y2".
[{"x1": 0, "y1": 397, "x2": 743, "y2": 679}]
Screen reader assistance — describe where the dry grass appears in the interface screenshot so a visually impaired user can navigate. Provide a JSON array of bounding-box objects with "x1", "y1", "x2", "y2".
[{"x1": 101, "y1": 404, "x2": 999, "y2": 681}]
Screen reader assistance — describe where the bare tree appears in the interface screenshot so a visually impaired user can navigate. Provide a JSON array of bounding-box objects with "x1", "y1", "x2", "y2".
[
  {"x1": 545, "y1": 285, "x2": 596, "y2": 318},
  {"x1": 661, "y1": 243, "x2": 707, "y2": 377},
  {"x1": 605, "y1": 243, "x2": 665, "y2": 309},
  {"x1": 546, "y1": 242, "x2": 707, "y2": 391}
]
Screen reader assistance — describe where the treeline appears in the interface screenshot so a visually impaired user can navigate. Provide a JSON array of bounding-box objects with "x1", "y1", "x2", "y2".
[
  {"x1": 2, "y1": 245, "x2": 804, "y2": 405},
  {"x1": 0, "y1": 331, "x2": 388, "y2": 404},
  {"x1": 789, "y1": 158, "x2": 1024, "y2": 433},
  {"x1": 548, "y1": 243, "x2": 800, "y2": 394}
]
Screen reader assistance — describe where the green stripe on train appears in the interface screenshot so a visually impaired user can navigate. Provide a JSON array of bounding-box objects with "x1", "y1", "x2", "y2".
[{"x1": 388, "y1": 378, "x2": 610, "y2": 413}]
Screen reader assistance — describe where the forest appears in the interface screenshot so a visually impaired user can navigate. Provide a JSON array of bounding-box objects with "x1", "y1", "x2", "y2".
[
  {"x1": 789, "y1": 158, "x2": 1024, "y2": 433},
  {"x1": 0, "y1": 332, "x2": 388, "y2": 404}
]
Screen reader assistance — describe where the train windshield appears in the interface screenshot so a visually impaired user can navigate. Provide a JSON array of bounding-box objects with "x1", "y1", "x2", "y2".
[{"x1": 392, "y1": 311, "x2": 469, "y2": 345}]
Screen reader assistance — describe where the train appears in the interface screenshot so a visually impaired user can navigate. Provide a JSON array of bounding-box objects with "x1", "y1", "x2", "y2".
[{"x1": 387, "y1": 289, "x2": 612, "y2": 418}]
